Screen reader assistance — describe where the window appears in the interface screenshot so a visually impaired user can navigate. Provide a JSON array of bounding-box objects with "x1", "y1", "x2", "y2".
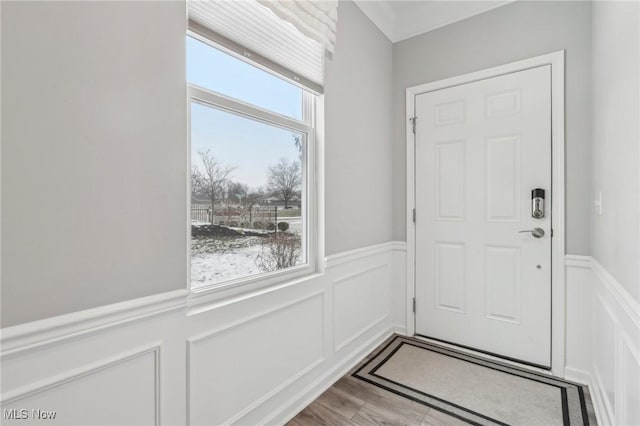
[
  {"x1": 188, "y1": 35, "x2": 316, "y2": 291},
  {"x1": 187, "y1": 36, "x2": 303, "y2": 120}
]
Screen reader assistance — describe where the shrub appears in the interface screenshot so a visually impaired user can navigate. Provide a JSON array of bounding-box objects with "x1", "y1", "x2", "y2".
[
  {"x1": 240, "y1": 222, "x2": 250, "y2": 228},
  {"x1": 255, "y1": 233, "x2": 302, "y2": 272},
  {"x1": 277, "y1": 222, "x2": 290, "y2": 232},
  {"x1": 229, "y1": 221, "x2": 239, "y2": 227},
  {"x1": 252, "y1": 221, "x2": 264, "y2": 229},
  {"x1": 266, "y1": 223, "x2": 276, "y2": 231}
]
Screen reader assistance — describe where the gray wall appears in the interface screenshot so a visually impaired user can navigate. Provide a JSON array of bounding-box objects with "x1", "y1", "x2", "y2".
[
  {"x1": 392, "y1": 1, "x2": 593, "y2": 255},
  {"x1": 325, "y1": 0, "x2": 394, "y2": 255},
  {"x1": 591, "y1": 1, "x2": 639, "y2": 302},
  {"x1": 0, "y1": 0, "x2": 394, "y2": 326},
  {"x1": 1, "y1": 1, "x2": 188, "y2": 327}
]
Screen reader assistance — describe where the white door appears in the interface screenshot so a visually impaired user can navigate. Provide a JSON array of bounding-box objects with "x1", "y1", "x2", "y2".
[{"x1": 414, "y1": 65, "x2": 552, "y2": 368}]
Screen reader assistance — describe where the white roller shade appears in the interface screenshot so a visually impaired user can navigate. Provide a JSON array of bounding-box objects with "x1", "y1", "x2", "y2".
[{"x1": 188, "y1": 0, "x2": 337, "y2": 93}]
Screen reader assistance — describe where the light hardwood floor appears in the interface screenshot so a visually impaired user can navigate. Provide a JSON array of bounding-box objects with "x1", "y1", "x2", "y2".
[
  {"x1": 288, "y1": 373, "x2": 470, "y2": 426},
  {"x1": 287, "y1": 336, "x2": 598, "y2": 426}
]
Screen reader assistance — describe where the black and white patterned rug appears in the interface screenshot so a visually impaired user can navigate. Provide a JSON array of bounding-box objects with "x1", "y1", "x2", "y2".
[{"x1": 352, "y1": 336, "x2": 591, "y2": 426}]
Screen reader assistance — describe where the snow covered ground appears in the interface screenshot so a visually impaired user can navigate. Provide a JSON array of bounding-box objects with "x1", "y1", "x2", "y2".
[
  {"x1": 190, "y1": 218, "x2": 305, "y2": 289},
  {"x1": 191, "y1": 236, "x2": 265, "y2": 288}
]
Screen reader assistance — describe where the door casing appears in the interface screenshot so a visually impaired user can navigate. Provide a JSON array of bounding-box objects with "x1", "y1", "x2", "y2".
[{"x1": 405, "y1": 51, "x2": 566, "y2": 377}]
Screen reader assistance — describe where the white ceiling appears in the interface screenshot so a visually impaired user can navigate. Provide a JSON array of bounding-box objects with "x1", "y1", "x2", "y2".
[{"x1": 353, "y1": 0, "x2": 515, "y2": 43}]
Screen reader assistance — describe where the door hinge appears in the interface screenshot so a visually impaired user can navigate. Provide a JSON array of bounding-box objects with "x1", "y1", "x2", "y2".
[
  {"x1": 412, "y1": 297, "x2": 416, "y2": 313},
  {"x1": 410, "y1": 116, "x2": 417, "y2": 134},
  {"x1": 412, "y1": 208, "x2": 416, "y2": 223},
  {"x1": 551, "y1": 228, "x2": 554, "y2": 237}
]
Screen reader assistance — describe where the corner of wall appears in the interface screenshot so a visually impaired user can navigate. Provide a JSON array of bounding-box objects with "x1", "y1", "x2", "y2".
[{"x1": 565, "y1": 255, "x2": 640, "y2": 426}]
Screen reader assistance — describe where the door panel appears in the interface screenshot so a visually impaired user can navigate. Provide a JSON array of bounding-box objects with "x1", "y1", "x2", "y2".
[
  {"x1": 435, "y1": 141, "x2": 465, "y2": 220},
  {"x1": 486, "y1": 135, "x2": 520, "y2": 222},
  {"x1": 485, "y1": 246, "x2": 521, "y2": 323},
  {"x1": 414, "y1": 65, "x2": 551, "y2": 367},
  {"x1": 435, "y1": 242, "x2": 466, "y2": 313}
]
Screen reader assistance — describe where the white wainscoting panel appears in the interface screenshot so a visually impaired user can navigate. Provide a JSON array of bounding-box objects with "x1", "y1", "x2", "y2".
[
  {"x1": 2, "y1": 344, "x2": 160, "y2": 425},
  {"x1": 1, "y1": 242, "x2": 406, "y2": 425},
  {"x1": 593, "y1": 292, "x2": 618, "y2": 422},
  {"x1": 187, "y1": 292, "x2": 325, "y2": 425},
  {"x1": 333, "y1": 263, "x2": 390, "y2": 352},
  {"x1": 564, "y1": 255, "x2": 640, "y2": 426}
]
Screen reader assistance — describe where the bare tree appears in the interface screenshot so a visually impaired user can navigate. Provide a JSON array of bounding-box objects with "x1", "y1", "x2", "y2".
[
  {"x1": 267, "y1": 157, "x2": 301, "y2": 209},
  {"x1": 244, "y1": 187, "x2": 265, "y2": 208},
  {"x1": 192, "y1": 149, "x2": 236, "y2": 224},
  {"x1": 241, "y1": 187, "x2": 266, "y2": 227},
  {"x1": 226, "y1": 181, "x2": 248, "y2": 204}
]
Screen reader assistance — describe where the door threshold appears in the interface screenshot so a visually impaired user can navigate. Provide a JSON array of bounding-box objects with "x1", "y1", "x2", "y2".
[{"x1": 413, "y1": 334, "x2": 555, "y2": 377}]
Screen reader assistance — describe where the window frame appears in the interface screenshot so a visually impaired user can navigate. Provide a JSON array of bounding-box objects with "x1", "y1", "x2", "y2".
[{"x1": 186, "y1": 32, "x2": 323, "y2": 302}]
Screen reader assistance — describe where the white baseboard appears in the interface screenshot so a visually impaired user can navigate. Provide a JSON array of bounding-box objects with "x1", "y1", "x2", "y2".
[
  {"x1": 563, "y1": 366, "x2": 591, "y2": 386},
  {"x1": 564, "y1": 367, "x2": 608, "y2": 426},
  {"x1": 592, "y1": 368, "x2": 615, "y2": 426},
  {"x1": 264, "y1": 326, "x2": 394, "y2": 425},
  {"x1": 393, "y1": 324, "x2": 408, "y2": 335}
]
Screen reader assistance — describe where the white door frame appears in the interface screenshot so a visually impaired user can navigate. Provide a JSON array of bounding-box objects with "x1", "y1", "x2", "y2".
[{"x1": 405, "y1": 51, "x2": 566, "y2": 377}]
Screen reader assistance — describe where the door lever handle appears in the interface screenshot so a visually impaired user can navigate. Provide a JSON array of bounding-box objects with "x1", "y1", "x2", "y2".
[{"x1": 519, "y1": 228, "x2": 545, "y2": 238}]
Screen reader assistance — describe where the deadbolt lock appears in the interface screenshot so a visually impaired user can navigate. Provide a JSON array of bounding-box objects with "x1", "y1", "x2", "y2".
[{"x1": 532, "y1": 188, "x2": 545, "y2": 218}]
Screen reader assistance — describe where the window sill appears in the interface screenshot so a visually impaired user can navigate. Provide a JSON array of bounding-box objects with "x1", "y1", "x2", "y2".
[{"x1": 186, "y1": 264, "x2": 322, "y2": 316}]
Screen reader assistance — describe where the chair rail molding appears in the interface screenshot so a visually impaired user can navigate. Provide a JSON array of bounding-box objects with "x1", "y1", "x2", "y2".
[
  {"x1": 0, "y1": 289, "x2": 188, "y2": 360},
  {"x1": 325, "y1": 240, "x2": 398, "y2": 267}
]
